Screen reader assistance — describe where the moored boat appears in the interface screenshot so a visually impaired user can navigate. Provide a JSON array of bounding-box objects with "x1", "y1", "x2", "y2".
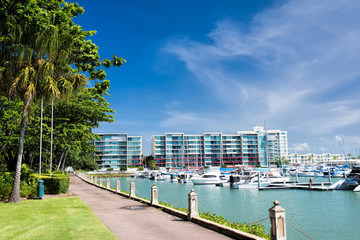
[
  {"x1": 331, "y1": 167, "x2": 360, "y2": 191},
  {"x1": 191, "y1": 172, "x2": 227, "y2": 185}
]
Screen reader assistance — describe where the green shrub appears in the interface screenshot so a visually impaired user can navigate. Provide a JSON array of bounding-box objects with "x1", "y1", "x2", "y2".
[
  {"x1": 0, "y1": 164, "x2": 38, "y2": 200},
  {"x1": 40, "y1": 176, "x2": 70, "y2": 194},
  {"x1": 52, "y1": 170, "x2": 67, "y2": 175},
  {"x1": 20, "y1": 180, "x2": 37, "y2": 198},
  {"x1": 0, "y1": 172, "x2": 13, "y2": 200},
  {"x1": 106, "y1": 168, "x2": 113, "y2": 171}
]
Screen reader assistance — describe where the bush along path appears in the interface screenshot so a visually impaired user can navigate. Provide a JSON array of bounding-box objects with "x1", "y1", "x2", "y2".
[{"x1": 0, "y1": 164, "x2": 70, "y2": 201}]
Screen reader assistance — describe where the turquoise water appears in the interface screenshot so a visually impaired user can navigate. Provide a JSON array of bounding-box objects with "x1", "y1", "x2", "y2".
[{"x1": 106, "y1": 177, "x2": 360, "y2": 240}]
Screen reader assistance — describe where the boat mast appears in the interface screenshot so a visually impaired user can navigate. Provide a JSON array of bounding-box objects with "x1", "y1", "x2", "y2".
[
  {"x1": 264, "y1": 120, "x2": 269, "y2": 168},
  {"x1": 339, "y1": 134, "x2": 351, "y2": 167}
]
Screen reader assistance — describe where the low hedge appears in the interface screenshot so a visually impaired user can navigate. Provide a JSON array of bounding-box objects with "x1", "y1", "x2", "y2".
[
  {"x1": 32, "y1": 174, "x2": 70, "y2": 194},
  {"x1": 40, "y1": 176, "x2": 70, "y2": 194}
]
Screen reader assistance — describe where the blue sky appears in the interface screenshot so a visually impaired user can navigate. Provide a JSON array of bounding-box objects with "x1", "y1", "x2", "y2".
[{"x1": 73, "y1": 0, "x2": 360, "y2": 155}]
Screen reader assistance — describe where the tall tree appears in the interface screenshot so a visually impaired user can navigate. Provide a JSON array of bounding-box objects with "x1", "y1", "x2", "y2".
[{"x1": 0, "y1": 0, "x2": 125, "y2": 203}]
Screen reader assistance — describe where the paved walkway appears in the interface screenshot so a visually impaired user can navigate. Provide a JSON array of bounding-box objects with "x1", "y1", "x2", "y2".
[{"x1": 69, "y1": 175, "x2": 233, "y2": 240}]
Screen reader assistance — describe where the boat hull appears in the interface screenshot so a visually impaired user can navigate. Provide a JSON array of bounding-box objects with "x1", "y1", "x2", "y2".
[{"x1": 191, "y1": 179, "x2": 226, "y2": 185}]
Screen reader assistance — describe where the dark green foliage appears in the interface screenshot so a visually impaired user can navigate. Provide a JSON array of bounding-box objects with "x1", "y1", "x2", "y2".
[
  {"x1": 0, "y1": 164, "x2": 37, "y2": 200},
  {"x1": 19, "y1": 181, "x2": 37, "y2": 198},
  {"x1": 52, "y1": 170, "x2": 67, "y2": 175},
  {"x1": 120, "y1": 167, "x2": 127, "y2": 171},
  {"x1": 144, "y1": 155, "x2": 158, "y2": 170},
  {"x1": 40, "y1": 176, "x2": 70, "y2": 194},
  {"x1": 0, "y1": 172, "x2": 13, "y2": 200}
]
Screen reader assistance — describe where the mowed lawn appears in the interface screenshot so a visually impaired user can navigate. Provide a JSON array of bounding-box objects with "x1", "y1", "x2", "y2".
[{"x1": 0, "y1": 197, "x2": 118, "y2": 240}]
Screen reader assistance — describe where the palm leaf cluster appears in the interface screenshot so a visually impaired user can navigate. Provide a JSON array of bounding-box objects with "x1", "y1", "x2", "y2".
[{"x1": 0, "y1": 0, "x2": 124, "y2": 203}]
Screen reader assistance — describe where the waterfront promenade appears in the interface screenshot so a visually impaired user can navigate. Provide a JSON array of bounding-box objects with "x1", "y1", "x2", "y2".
[{"x1": 69, "y1": 175, "x2": 233, "y2": 240}]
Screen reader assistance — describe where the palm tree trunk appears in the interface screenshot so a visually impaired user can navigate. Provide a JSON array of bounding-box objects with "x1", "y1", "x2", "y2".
[
  {"x1": 61, "y1": 148, "x2": 69, "y2": 171},
  {"x1": 8, "y1": 96, "x2": 31, "y2": 203},
  {"x1": 29, "y1": 151, "x2": 35, "y2": 168},
  {"x1": 57, "y1": 148, "x2": 66, "y2": 170}
]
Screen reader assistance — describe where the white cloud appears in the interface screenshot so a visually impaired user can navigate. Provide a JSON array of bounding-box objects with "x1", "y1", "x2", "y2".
[
  {"x1": 289, "y1": 143, "x2": 310, "y2": 152},
  {"x1": 160, "y1": 111, "x2": 199, "y2": 128},
  {"x1": 164, "y1": 0, "x2": 360, "y2": 149}
]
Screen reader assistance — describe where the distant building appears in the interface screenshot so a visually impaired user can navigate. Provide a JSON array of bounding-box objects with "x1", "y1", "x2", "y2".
[
  {"x1": 94, "y1": 133, "x2": 142, "y2": 170},
  {"x1": 152, "y1": 126, "x2": 288, "y2": 168},
  {"x1": 286, "y1": 153, "x2": 344, "y2": 164}
]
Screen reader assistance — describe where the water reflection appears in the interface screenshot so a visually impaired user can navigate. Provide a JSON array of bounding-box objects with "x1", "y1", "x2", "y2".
[{"x1": 104, "y1": 177, "x2": 359, "y2": 240}]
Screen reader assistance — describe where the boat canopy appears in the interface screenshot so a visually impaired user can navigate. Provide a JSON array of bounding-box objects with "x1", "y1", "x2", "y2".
[
  {"x1": 220, "y1": 168, "x2": 237, "y2": 171},
  {"x1": 254, "y1": 168, "x2": 271, "y2": 172}
]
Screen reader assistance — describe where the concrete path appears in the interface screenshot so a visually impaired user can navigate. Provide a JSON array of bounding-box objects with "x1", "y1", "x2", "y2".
[{"x1": 69, "y1": 175, "x2": 233, "y2": 240}]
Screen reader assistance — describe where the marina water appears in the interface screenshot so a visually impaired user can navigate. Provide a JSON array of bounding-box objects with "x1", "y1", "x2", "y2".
[{"x1": 106, "y1": 177, "x2": 359, "y2": 240}]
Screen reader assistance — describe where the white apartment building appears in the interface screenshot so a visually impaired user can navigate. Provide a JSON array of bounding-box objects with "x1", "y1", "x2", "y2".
[
  {"x1": 94, "y1": 133, "x2": 142, "y2": 170},
  {"x1": 152, "y1": 126, "x2": 288, "y2": 168}
]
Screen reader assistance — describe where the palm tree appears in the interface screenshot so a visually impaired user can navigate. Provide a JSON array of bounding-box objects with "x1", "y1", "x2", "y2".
[{"x1": 1, "y1": 22, "x2": 87, "y2": 203}]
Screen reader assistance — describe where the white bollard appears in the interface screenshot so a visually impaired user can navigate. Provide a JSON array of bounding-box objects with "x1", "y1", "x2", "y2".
[
  {"x1": 188, "y1": 189, "x2": 199, "y2": 220},
  {"x1": 269, "y1": 200, "x2": 287, "y2": 240},
  {"x1": 106, "y1": 178, "x2": 110, "y2": 189},
  {"x1": 151, "y1": 184, "x2": 158, "y2": 205},
  {"x1": 116, "y1": 179, "x2": 120, "y2": 192},
  {"x1": 130, "y1": 181, "x2": 135, "y2": 198}
]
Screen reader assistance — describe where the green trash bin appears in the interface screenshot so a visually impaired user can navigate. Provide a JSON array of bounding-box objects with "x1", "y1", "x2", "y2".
[{"x1": 37, "y1": 180, "x2": 44, "y2": 199}]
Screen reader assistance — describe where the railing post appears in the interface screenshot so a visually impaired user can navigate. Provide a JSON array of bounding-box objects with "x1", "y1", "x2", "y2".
[
  {"x1": 90, "y1": 175, "x2": 93, "y2": 183},
  {"x1": 99, "y1": 178, "x2": 103, "y2": 187},
  {"x1": 269, "y1": 200, "x2": 287, "y2": 240},
  {"x1": 106, "y1": 178, "x2": 110, "y2": 189},
  {"x1": 258, "y1": 172, "x2": 261, "y2": 189},
  {"x1": 94, "y1": 176, "x2": 98, "y2": 185},
  {"x1": 188, "y1": 189, "x2": 199, "y2": 220},
  {"x1": 151, "y1": 183, "x2": 158, "y2": 205},
  {"x1": 116, "y1": 179, "x2": 120, "y2": 192},
  {"x1": 130, "y1": 181, "x2": 135, "y2": 198}
]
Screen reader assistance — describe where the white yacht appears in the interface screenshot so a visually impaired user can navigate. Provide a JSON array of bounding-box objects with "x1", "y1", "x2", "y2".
[
  {"x1": 330, "y1": 167, "x2": 360, "y2": 191},
  {"x1": 231, "y1": 171, "x2": 290, "y2": 189},
  {"x1": 178, "y1": 172, "x2": 193, "y2": 183},
  {"x1": 191, "y1": 172, "x2": 227, "y2": 185}
]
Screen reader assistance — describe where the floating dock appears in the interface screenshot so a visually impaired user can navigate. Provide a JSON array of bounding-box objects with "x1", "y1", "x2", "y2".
[{"x1": 259, "y1": 182, "x2": 333, "y2": 191}]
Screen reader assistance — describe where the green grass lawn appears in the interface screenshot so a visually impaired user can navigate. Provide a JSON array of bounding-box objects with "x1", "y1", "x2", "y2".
[{"x1": 0, "y1": 197, "x2": 118, "y2": 240}]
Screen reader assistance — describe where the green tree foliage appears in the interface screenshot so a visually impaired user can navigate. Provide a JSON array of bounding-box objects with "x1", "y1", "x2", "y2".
[
  {"x1": 0, "y1": 86, "x2": 115, "y2": 172},
  {"x1": 144, "y1": 155, "x2": 158, "y2": 170},
  {"x1": 0, "y1": 0, "x2": 125, "y2": 202}
]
